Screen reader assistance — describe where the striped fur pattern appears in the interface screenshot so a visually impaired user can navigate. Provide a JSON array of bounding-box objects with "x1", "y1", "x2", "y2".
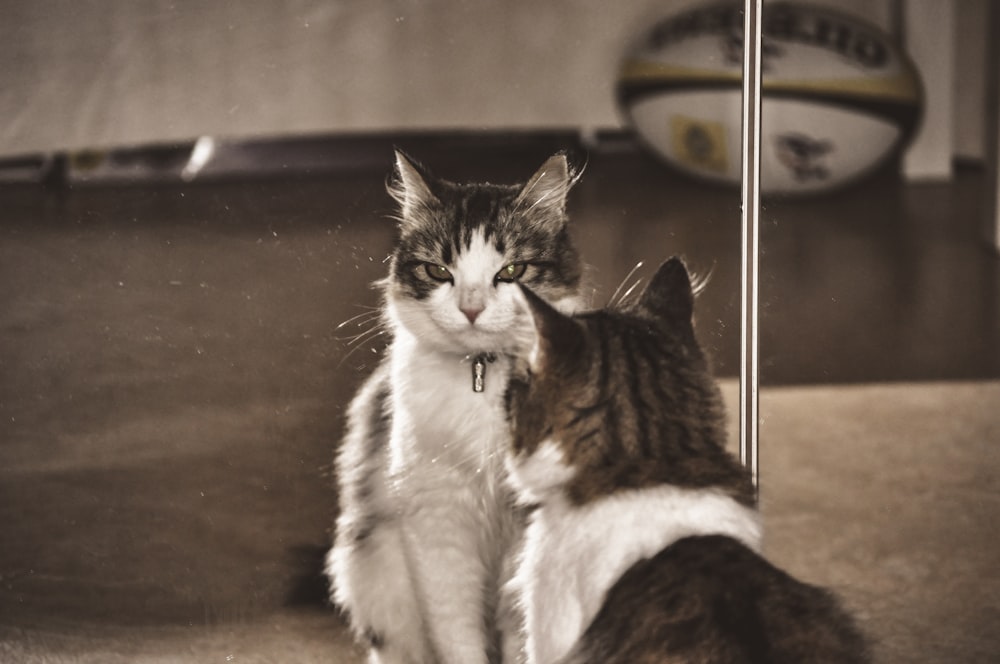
[
  {"x1": 326, "y1": 151, "x2": 585, "y2": 664},
  {"x1": 505, "y1": 258, "x2": 870, "y2": 664}
]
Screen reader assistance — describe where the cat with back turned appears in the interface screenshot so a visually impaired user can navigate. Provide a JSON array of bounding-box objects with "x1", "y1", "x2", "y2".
[
  {"x1": 505, "y1": 258, "x2": 870, "y2": 663},
  {"x1": 326, "y1": 151, "x2": 585, "y2": 664}
]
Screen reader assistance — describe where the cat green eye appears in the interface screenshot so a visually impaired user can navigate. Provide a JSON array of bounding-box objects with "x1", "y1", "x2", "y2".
[
  {"x1": 424, "y1": 263, "x2": 453, "y2": 282},
  {"x1": 495, "y1": 263, "x2": 527, "y2": 283}
]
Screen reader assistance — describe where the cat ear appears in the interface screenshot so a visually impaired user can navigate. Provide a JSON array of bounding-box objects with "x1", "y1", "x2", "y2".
[
  {"x1": 513, "y1": 153, "x2": 576, "y2": 226},
  {"x1": 640, "y1": 257, "x2": 695, "y2": 324},
  {"x1": 518, "y1": 284, "x2": 585, "y2": 375},
  {"x1": 388, "y1": 150, "x2": 438, "y2": 227}
]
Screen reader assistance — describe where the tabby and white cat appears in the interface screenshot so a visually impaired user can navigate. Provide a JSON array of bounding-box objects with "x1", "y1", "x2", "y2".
[
  {"x1": 505, "y1": 258, "x2": 870, "y2": 664},
  {"x1": 326, "y1": 151, "x2": 585, "y2": 664}
]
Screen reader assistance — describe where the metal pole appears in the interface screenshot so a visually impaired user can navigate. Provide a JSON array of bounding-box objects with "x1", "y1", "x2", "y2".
[
  {"x1": 740, "y1": 0, "x2": 763, "y2": 497},
  {"x1": 986, "y1": 0, "x2": 1000, "y2": 253}
]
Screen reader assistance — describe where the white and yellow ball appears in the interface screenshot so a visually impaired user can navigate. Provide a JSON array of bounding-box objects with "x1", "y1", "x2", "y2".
[{"x1": 617, "y1": 2, "x2": 923, "y2": 194}]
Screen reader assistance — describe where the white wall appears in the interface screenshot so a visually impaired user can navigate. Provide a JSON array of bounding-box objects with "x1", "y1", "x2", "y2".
[
  {"x1": 0, "y1": 0, "x2": 674, "y2": 155},
  {"x1": 0, "y1": 0, "x2": 986, "y2": 161}
]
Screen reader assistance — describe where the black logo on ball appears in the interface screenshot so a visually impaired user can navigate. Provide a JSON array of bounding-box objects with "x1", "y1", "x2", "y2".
[{"x1": 776, "y1": 134, "x2": 833, "y2": 182}]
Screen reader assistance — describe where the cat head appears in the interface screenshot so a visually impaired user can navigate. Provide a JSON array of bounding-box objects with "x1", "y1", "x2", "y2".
[
  {"x1": 505, "y1": 258, "x2": 753, "y2": 506},
  {"x1": 382, "y1": 151, "x2": 583, "y2": 355}
]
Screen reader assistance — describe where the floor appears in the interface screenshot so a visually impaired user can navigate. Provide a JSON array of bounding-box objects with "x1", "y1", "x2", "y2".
[{"x1": 0, "y1": 134, "x2": 998, "y2": 661}]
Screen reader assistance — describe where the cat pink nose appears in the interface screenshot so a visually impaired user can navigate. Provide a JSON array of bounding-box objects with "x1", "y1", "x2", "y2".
[{"x1": 461, "y1": 306, "x2": 483, "y2": 324}]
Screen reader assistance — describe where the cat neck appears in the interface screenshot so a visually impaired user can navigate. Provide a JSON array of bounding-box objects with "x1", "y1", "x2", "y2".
[
  {"x1": 519, "y1": 485, "x2": 761, "y2": 664},
  {"x1": 389, "y1": 323, "x2": 509, "y2": 372},
  {"x1": 386, "y1": 324, "x2": 513, "y2": 468}
]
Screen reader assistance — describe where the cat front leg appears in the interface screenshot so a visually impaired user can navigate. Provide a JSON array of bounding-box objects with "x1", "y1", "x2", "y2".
[
  {"x1": 403, "y1": 490, "x2": 492, "y2": 664},
  {"x1": 327, "y1": 517, "x2": 433, "y2": 664},
  {"x1": 496, "y1": 537, "x2": 528, "y2": 664},
  {"x1": 328, "y1": 367, "x2": 435, "y2": 663}
]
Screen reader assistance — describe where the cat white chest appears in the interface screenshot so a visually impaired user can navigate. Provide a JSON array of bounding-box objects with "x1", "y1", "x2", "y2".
[{"x1": 388, "y1": 332, "x2": 512, "y2": 478}]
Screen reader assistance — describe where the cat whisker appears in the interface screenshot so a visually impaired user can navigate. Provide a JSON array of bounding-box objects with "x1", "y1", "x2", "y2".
[
  {"x1": 690, "y1": 262, "x2": 716, "y2": 297},
  {"x1": 569, "y1": 155, "x2": 587, "y2": 187},
  {"x1": 333, "y1": 314, "x2": 383, "y2": 341},
  {"x1": 336, "y1": 327, "x2": 388, "y2": 368},
  {"x1": 337, "y1": 308, "x2": 382, "y2": 330},
  {"x1": 342, "y1": 324, "x2": 387, "y2": 347},
  {"x1": 608, "y1": 261, "x2": 644, "y2": 307},
  {"x1": 333, "y1": 309, "x2": 388, "y2": 364},
  {"x1": 338, "y1": 315, "x2": 382, "y2": 334},
  {"x1": 618, "y1": 278, "x2": 645, "y2": 307}
]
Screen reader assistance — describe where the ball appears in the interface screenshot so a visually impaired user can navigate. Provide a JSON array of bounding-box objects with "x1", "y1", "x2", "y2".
[{"x1": 617, "y1": 1, "x2": 923, "y2": 194}]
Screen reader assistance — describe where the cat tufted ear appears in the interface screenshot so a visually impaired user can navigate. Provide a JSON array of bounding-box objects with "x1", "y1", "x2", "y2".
[
  {"x1": 513, "y1": 153, "x2": 576, "y2": 225},
  {"x1": 388, "y1": 150, "x2": 438, "y2": 228},
  {"x1": 518, "y1": 284, "x2": 585, "y2": 376},
  {"x1": 639, "y1": 257, "x2": 695, "y2": 324}
]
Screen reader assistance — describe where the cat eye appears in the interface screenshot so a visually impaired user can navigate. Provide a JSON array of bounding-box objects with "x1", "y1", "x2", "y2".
[
  {"x1": 495, "y1": 263, "x2": 527, "y2": 283},
  {"x1": 423, "y1": 263, "x2": 453, "y2": 282}
]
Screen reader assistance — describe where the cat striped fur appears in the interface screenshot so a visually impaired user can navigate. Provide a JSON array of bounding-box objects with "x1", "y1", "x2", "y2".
[{"x1": 505, "y1": 258, "x2": 870, "y2": 664}]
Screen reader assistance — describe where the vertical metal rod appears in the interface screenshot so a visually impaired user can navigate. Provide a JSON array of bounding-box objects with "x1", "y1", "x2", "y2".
[
  {"x1": 740, "y1": 0, "x2": 763, "y2": 497},
  {"x1": 986, "y1": 0, "x2": 1000, "y2": 253}
]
